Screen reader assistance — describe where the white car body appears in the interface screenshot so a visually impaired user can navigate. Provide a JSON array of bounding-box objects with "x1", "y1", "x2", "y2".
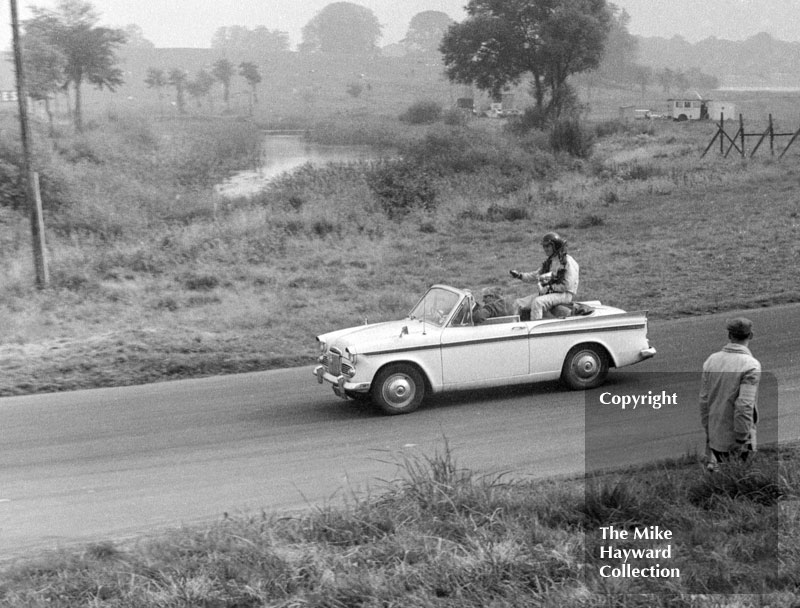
[{"x1": 314, "y1": 284, "x2": 656, "y2": 414}]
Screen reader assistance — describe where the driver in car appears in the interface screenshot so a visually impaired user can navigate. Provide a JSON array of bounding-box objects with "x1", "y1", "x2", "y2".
[
  {"x1": 509, "y1": 231, "x2": 579, "y2": 320},
  {"x1": 473, "y1": 286, "x2": 511, "y2": 324}
]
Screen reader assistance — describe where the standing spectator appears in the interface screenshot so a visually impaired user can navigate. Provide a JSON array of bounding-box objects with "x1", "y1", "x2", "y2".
[
  {"x1": 509, "y1": 232, "x2": 579, "y2": 320},
  {"x1": 699, "y1": 318, "x2": 761, "y2": 471}
]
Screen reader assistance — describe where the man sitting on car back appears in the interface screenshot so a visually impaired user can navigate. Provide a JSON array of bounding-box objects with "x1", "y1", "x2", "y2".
[{"x1": 509, "y1": 231, "x2": 579, "y2": 320}]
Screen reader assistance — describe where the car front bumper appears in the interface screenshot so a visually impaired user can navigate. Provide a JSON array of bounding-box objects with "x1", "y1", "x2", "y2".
[{"x1": 314, "y1": 365, "x2": 370, "y2": 399}]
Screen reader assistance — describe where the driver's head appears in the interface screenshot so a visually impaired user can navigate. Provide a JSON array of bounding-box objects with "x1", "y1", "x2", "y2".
[
  {"x1": 481, "y1": 286, "x2": 503, "y2": 301},
  {"x1": 541, "y1": 231, "x2": 566, "y2": 255}
]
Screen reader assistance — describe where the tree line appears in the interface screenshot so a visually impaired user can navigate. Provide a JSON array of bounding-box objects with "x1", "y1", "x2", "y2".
[
  {"x1": 17, "y1": 0, "x2": 721, "y2": 133},
  {"x1": 143, "y1": 60, "x2": 262, "y2": 116}
]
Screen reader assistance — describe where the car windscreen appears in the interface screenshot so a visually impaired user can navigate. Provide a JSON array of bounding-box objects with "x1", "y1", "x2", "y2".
[{"x1": 408, "y1": 288, "x2": 461, "y2": 327}]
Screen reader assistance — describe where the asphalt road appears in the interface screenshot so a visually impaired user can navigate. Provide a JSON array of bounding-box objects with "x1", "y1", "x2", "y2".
[{"x1": 1, "y1": 305, "x2": 798, "y2": 559}]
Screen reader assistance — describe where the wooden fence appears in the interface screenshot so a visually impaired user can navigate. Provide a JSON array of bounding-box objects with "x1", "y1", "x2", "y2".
[{"x1": 702, "y1": 113, "x2": 800, "y2": 159}]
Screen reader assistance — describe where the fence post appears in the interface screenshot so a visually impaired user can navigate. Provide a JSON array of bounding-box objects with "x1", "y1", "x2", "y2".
[
  {"x1": 739, "y1": 114, "x2": 745, "y2": 158},
  {"x1": 779, "y1": 124, "x2": 800, "y2": 158},
  {"x1": 720, "y1": 112, "x2": 724, "y2": 155},
  {"x1": 701, "y1": 119, "x2": 722, "y2": 158},
  {"x1": 770, "y1": 114, "x2": 774, "y2": 155}
]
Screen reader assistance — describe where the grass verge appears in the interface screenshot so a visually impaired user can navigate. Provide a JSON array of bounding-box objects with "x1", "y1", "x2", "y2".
[{"x1": 0, "y1": 441, "x2": 797, "y2": 606}]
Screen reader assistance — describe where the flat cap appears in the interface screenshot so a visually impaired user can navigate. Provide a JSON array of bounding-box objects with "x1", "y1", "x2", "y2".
[
  {"x1": 726, "y1": 317, "x2": 753, "y2": 339},
  {"x1": 481, "y1": 286, "x2": 503, "y2": 299}
]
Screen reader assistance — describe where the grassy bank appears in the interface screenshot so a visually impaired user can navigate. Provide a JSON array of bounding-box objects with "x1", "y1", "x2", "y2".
[
  {"x1": 1, "y1": 441, "x2": 797, "y2": 606},
  {"x1": 1, "y1": 110, "x2": 799, "y2": 396}
]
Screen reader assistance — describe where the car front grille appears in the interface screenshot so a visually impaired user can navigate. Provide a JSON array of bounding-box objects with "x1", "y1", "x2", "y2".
[{"x1": 328, "y1": 347, "x2": 343, "y2": 375}]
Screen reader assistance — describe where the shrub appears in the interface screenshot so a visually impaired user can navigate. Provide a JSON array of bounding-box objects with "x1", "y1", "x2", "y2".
[
  {"x1": 165, "y1": 122, "x2": 263, "y2": 188},
  {"x1": 55, "y1": 136, "x2": 104, "y2": 164},
  {"x1": 593, "y1": 119, "x2": 628, "y2": 138},
  {"x1": 181, "y1": 273, "x2": 220, "y2": 291},
  {"x1": 367, "y1": 160, "x2": 437, "y2": 218},
  {"x1": 399, "y1": 100, "x2": 442, "y2": 125},
  {"x1": 409, "y1": 128, "x2": 533, "y2": 180},
  {"x1": 576, "y1": 213, "x2": 605, "y2": 228},
  {"x1": 442, "y1": 108, "x2": 468, "y2": 126},
  {"x1": 622, "y1": 161, "x2": 664, "y2": 181},
  {"x1": 550, "y1": 117, "x2": 595, "y2": 158},
  {"x1": 0, "y1": 158, "x2": 23, "y2": 209},
  {"x1": 486, "y1": 204, "x2": 529, "y2": 222},
  {"x1": 346, "y1": 82, "x2": 363, "y2": 98},
  {"x1": 505, "y1": 105, "x2": 549, "y2": 135},
  {"x1": 601, "y1": 189, "x2": 619, "y2": 205}
]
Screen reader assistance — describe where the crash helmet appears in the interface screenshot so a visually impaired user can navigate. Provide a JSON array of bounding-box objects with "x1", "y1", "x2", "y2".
[{"x1": 541, "y1": 231, "x2": 566, "y2": 252}]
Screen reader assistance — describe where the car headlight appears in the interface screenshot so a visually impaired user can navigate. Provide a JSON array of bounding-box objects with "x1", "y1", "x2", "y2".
[{"x1": 317, "y1": 339, "x2": 326, "y2": 353}]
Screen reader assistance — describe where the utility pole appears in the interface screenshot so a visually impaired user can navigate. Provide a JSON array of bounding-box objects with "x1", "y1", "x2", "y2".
[{"x1": 10, "y1": 0, "x2": 49, "y2": 287}]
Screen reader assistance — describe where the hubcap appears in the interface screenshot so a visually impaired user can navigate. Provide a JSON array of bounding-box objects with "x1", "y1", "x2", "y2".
[
  {"x1": 573, "y1": 351, "x2": 600, "y2": 380},
  {"x1": 382, "y1": 373, "x2": 415, "y2": 408}
]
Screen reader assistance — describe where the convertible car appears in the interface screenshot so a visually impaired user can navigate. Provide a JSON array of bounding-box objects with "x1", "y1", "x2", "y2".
[{"x1": 313, "y1": 284, "x2": 656, "y2": 415}]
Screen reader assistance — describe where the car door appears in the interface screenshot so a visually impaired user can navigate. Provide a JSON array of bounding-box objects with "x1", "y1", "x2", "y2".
[{"x1": 439, "y1": 312, "x2": 530, "y2": 386}]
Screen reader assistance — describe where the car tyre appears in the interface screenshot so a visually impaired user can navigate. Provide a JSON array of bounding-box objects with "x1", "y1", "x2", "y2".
[
  {"x1": 371, "y1": 363, "x2": 425, "y2": 415},
  {"x1": 561, "y1": 344, "x2": 609, "y2": 390}
]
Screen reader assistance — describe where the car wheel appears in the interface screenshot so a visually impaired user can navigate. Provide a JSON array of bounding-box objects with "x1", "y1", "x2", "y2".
[
  {"x1": 561, "y1": 344, "x2": 609, "y2": 390},
  {"x1": 371, "y1": 364, "x2": 425, "y2": 415}
]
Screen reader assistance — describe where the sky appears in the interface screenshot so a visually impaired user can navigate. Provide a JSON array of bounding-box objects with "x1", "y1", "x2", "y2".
[{"x1": 3, "y1": 0, "x2": 800, "y2": 51}]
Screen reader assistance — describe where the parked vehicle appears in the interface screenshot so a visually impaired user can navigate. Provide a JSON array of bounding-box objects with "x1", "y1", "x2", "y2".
[{"x1": 313, "y1": 284, "x2": 656, "y2": 415}]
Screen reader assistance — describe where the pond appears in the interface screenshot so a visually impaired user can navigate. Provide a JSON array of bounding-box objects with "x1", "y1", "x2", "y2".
[{"x1": 215, "y1": 132, "x2": 378, "y2": 198}]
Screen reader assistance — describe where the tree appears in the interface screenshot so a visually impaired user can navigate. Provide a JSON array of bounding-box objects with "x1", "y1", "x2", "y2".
[
  {"x1": 657, "y1": 67, "x2": 675, "y2": 94},
  {"x1": 187, "y1": 68, "x2": 216, "y2": 111},
  {"x1": 403, "y1": 11, "x2": 454, "y2": 55},
  {"x1": 632, "y1": 64, "x2": 652, "y2": 101},
  {"x1": 21, "y1": 15, "x2": 67, "y2": 134},
  {"x1": 300, "y1": 2, "x2": 381, "y2": 55},
  {"x1": 239, "y1": 61, "x2": 261, "y2": 114},
  {"x1": 597, "y1": 7, "x2": 637, "y2": 81},
  {"x1": 211, "y1": 25, "x2": 289, "y2": 57},
  {"x1": 167, "y1": 67, "x2": 188, "y2": 113},
  {"x1": 24, "y1": 0, "x2": 126, "y2": 131},
  {"x1": 211, "y1": 58, "x2": 235, "y2": 109},
  {"x1": 122, "y1": 23, "x2": 154, "y2": 48},
  {"x1": 440, "y1": 0, "x2": 611, "y2": 115},
  {"x1": 673, "y1": 70, "x2": 690, "y2": 94},
  {"x1": 144, "y1": 67, "x2": 167, "y2": 110},
  {"x1": 686, "y1": 67, "x2": 720, "y2": 91},
  {"x1": 541, "y1": 0, "x2": 612, "y2": 115}
]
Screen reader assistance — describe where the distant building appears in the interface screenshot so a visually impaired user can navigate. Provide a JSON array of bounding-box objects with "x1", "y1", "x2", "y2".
[
  {"x1": 669, "y1": 98, "x2": 707, "y2": 121},
  {"x1": 456, "y1": 97, "x2": 474, "y2": 112},
  {"x1": 668, "y1": 98, "x2": 736, "y2": 121}
]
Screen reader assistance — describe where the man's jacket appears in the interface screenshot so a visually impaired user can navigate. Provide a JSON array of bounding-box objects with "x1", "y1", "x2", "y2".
[{"x1": 699, "y1": 343, "x2": 761, "y2": 452}]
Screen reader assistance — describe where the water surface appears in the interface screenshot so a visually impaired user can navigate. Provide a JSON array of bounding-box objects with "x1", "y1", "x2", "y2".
[{"x1": 216, "y1": 133, "x2": 376, "y2": 198}]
